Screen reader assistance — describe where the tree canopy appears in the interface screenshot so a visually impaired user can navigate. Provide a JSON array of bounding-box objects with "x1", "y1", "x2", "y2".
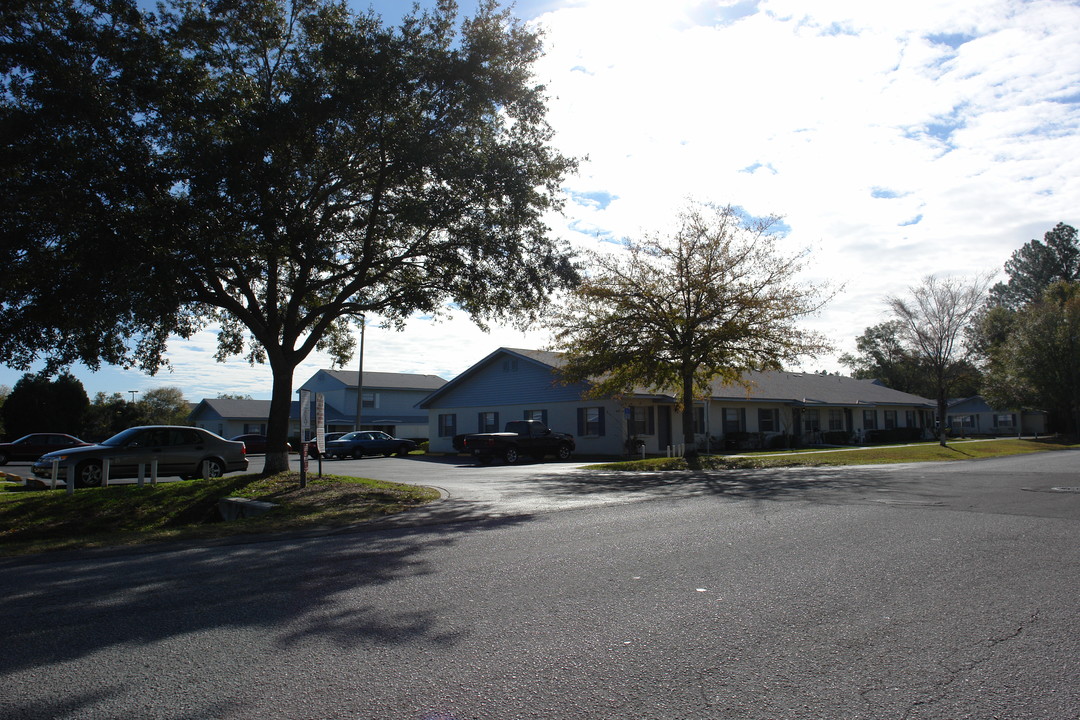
[
  {"x1": 840, "y1": 320, "x2": 981, "y2": 399},
  {"x1": 546, "y1": 201, "x2": 831, "y2": 451},
  {"x1": 1, "y1": 372, "x2": 89, "y2": 439},
  {"x1": 989, "y1": 222, "x2": 1079, "y2": 309},
  {"x1": 1, "y1": 0, "x2": 578, "y2": 472}
]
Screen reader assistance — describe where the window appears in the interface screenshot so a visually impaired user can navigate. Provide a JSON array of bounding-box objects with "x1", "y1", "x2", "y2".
[
  {"x1": 995, "y1": 414, "x2": 1014, "y2": 429},
  {"x1": 578, "y1": 407, "x2": 605, "y2": 436},
  {"x1": 950, "y1": 415, "x2": 974, "y2": 430},
  {"x1": 828, "y1": 409, "x2": 844, "y2": 431},
  {"x1": 502, "y1": 359, "x2": 519, "y2": 372},
  {"x1": 629, "y1": 406, "x2": 655, "y2": 435},
  {"x1": 524, "y1": 409, "x2": 548, "y2": 425},
  {"x1": 758, "y1": 408, "x2": 778, "y2": 433},
  {"x1": 906, "y1": 410, "x2": 916, "y2": 427},
  {"x1": 438, "y1": 414, "x2": 456, "y2": 437},
  {"x1": 362, "y1": 391, "x2": 377, "y2": 409},
  {"x1": 243, "y1": 423, "x2": 266, "y2": 434},
  {"x1": 803, "y1": 409, "x2": 820, "y2": 434},
  {"x1": 478, "y1": 411, "x2": 499, "y2": 433},
  {"x1": 884, "y1": 410, "x2": 897, "y2": 429},
  {"x1": 694, "y1": 406, "x2": 706, "y2": 434},
  {"x1": 722, "y1": 408, "x2": 745, "y2": 433},
  {"x1": 863, "y1": 409, "x2": 877, "y2": 430}
]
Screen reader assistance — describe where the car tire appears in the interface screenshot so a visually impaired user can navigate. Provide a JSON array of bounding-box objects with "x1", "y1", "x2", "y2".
[
  {"x1": 75, "y1": 460, "x2": 103, "y2": 488},
  {"x1": 396, "y1": 445, "x2": 412, "y2": 456},
  {"x1": 0, "y1": 452, "x2": 8, "y2": 466},
  {"x1": 557, "y1": 444, "x2": 573, "y2": 461},
  {"x1": 504, "y1": 447, "x2": 519, "y2": 465},
  {"x1": 195, "y1": 458, "x2": 225, "y2": 480}
]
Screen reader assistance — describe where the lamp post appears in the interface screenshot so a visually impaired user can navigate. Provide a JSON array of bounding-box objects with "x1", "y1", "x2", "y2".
[{"x1": 354, "y1": 315, "x2": 365, "y2": 432}]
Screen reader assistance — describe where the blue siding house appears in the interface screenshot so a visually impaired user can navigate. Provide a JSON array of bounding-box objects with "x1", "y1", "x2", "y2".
[
  {"x1": 420, "y1": 348, "x2": 939, "y2": 456},
  {"x1": 298, "y1": 369, "x2": 447, "y2": 440}
]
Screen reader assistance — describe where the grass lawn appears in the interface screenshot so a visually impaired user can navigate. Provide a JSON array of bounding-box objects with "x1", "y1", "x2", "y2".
[
  {"x1": 0, "y1": 472, "x2": 439, "y2": 557},
  {"x1": 587, "y1": 437, "x2": 1079, "y2": 471}
]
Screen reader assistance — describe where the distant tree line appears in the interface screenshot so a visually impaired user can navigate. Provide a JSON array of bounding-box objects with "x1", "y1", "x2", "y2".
[
  {"x1": 842, "y1": 222, "x2": 1080, "y2": 437},
  {"x1": 0, "y1": 373, "x2": 190, "y2": 441}
]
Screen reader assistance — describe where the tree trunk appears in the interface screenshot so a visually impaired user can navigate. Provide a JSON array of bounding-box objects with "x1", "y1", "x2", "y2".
[
  {"x1": 937, "y1": 395, "x2": 948, "y2": 448},
  {"x1": 681, "y1": 369, "x2": 697, "y2": 456},
  {"x1": 263, "y1": 357, "x2": 297, "y2": 475}
]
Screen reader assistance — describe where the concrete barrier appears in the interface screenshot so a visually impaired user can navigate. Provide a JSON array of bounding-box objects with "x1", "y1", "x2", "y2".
[{"x1": 217, "y1": 497, "x2": 278, "y2": 521}]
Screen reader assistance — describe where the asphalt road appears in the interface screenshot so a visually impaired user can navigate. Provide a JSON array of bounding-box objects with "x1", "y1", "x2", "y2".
[{"x1": 2, "y1": 451, "x2": 1078, "y2": 719}]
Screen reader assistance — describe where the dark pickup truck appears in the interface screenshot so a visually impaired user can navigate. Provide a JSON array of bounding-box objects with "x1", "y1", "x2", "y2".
[{"x1": 462, "y1": 420, "x2": 575, "y2": 465}]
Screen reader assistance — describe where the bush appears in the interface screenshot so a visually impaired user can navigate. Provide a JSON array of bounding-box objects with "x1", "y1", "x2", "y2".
[
  {"x1": 864, "y1": 427, "x2": 922, "y2": 445},
  {"x1": 821, "y1": 431, "x2": 853, "y2": 445}
]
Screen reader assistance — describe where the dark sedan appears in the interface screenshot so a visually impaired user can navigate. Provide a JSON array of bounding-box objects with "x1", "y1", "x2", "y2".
[
  {"x1": 33, "y1": 426, "x2": 248, "y2": 488},
  {"x1": 324, "y1": 431, "x2": 417, "y2": 459},
  {"x1": 230, "y1": 434, "x2": 293, "y2": 455},
  {"x1": 0, "y1": 433, "x2": 91, "y2": 465}
]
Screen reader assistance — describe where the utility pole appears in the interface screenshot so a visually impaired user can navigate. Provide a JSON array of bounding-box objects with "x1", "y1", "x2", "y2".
[{"x1": 354, "y1": 315, "x2": 365, "y2": 432}]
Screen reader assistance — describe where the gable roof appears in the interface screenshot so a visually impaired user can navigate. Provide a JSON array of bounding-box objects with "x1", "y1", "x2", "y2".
[
  {"x1": 416, "y1": 347, "x2": 564, "y2": 408},
  {"x1": 190, "y1": 398, "x2": 273, "y2": 420},
  {"x1": 313, "y1": 369, "x2": 447, "y2": 391},
  {"x1": 420, "y1": 347, "x2": 935, "y2": 409}
]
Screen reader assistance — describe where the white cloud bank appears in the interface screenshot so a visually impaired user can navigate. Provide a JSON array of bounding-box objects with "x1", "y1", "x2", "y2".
[{"x1": 2, "y1": 0, "x2": 1076, "y2": 400}]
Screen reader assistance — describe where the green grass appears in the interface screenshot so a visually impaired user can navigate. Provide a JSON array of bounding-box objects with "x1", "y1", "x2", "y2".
[
  {"x1": 0, "y1": 472, "x2": 439, "y2": 557},
  {"x1": 587, "y1": 437, "x2": 1079, "y2": 472}
]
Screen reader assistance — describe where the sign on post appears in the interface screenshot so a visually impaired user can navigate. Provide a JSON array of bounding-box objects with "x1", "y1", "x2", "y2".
[{"x1": 299, "y1": 389, "x2": 311, "y2": 487}]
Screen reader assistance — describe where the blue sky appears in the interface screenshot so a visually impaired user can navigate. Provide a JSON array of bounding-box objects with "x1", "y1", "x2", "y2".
[{"x1": 3, "y1": 0, "x2": 1078, "y2": 401}]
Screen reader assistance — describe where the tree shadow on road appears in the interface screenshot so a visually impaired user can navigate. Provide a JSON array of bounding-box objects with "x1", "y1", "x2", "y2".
[
  {"x1": 0, "y1": 502, "x2": 532, "y2": 719},
  {"x1": 521, "y1": 463, "x2": 953, "y2": 508}
]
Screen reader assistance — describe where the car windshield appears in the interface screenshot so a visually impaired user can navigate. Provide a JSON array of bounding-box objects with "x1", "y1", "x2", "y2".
[{"x1": 100, "y1": 427, "x2": 146, "y2": 447}]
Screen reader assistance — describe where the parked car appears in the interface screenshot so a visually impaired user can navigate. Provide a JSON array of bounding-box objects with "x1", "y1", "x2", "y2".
[
  {"x1": 462, "y1": 419, "x2": 575, "y2": 465},
  {"x1": 229, "y1": 434, "x2": 293, "y2": 455},
  {"x1": 324, "y1": 431, "x2": 417, "y2": 459},
  {"x1": 306, "y1": 432, "x2": 348, "y2": 459},
  {"x1": 33, "y1": 426, "x2": 248, "y2": 488},
  {"x1": 0, "y1": 433, "x2": 91, "y2": 465}
]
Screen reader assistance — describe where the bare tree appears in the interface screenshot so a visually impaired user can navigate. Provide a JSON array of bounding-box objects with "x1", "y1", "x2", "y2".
[{"x1": 887, "y1": 275, "x2": 990, "y2": 446}]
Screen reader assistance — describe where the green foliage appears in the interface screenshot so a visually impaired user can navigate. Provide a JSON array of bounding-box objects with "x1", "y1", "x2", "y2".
[
  {"x1": 0, "y1": 372, "x2": 89, "y2": 439},
  {"x1": 79, "y1": 387, "x2": 191, "y2": 440},
  {"x1": 548, "y1": 201, "x2": 831, "y2": 448},
  {"x1": 989, "y1": 223, "x2": 1079, "y2": 309},
  {"x1": 841, "y1": 321, "x2": 981, "y2": 399},
  {"x1": 980, "y1": 282, "x2": 1080, "y2": 434},
  {"x1": 1, "y1": 0, "x2": 577, "y2": 474}
]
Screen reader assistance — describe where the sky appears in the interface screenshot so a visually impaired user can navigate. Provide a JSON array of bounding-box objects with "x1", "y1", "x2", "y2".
[{"x1": 2, "y1": 0, "x2": 1078, "y2": 401}]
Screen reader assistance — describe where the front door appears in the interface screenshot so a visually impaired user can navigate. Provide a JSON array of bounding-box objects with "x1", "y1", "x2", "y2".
[{"x1": 658, "y1": 406, "x2": 672, "y2": 450}]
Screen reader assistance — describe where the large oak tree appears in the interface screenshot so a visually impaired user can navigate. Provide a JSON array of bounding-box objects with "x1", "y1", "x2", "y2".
[
  {"x1": 1, "y1": 0, "x2": 578, "y2": 473},
  {"x1": 547, "y1": 202, "x2": 830, "y2": 453}
]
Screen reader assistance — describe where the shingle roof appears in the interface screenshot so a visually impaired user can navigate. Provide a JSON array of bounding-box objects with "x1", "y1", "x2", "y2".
[
  {"x1": 316, "y1": 369, "x2": 447, "y2": 391},
  {"x1": 709, "y1": 371, "x2": 934, "y2": 407},
  {"x1": 192, "y1": 398, "x2": 272, "y2": 419},
  {"x1": 432, "y1": 348, "x2": 934, "y2": 408}
]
